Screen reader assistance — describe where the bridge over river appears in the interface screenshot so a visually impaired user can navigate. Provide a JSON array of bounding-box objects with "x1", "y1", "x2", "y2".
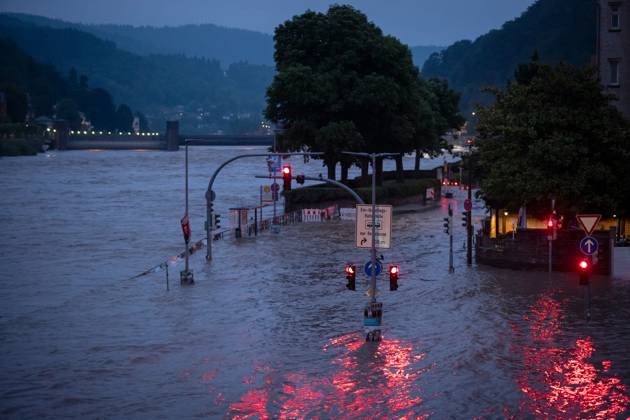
[{"x1": 52, "y1": 120, "x2": 273, "y2": 150}]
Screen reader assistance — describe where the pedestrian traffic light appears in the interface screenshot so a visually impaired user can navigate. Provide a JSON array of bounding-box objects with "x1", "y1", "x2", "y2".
[
  {"x1": 213, "y1": 214, "x2": 221, "y2": 229},
  {"x1": 578, "y1": 258, "x2": 591, "y2": 285},
  {"x1": 389, "y1": 265, "x2": 399, "y2": 291},
  {"x1": 443, "y1": 217, "x2": 450, "y2": 235},
  {"x1": 345, "y1": 265, "x2": 356, "y2": 291},
  {"x1": 282, "y1": 165, "x2": 292, "y2": 191},
  {"x1": 462, "y1": 211, "x2": 470, "y2": 227}
]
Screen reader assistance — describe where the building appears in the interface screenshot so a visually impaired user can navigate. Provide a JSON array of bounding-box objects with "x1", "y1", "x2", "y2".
[{"x1": 597, "y1": 0, "x2": 630, "y2": 119}]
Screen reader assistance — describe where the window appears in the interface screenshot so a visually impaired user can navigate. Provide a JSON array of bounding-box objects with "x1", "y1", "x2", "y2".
[
  {"x1": 609, "y1": 59, "x2": 620, "y2": 86},
  {"x1": 609, "y1": 2, "x2": 621, "y2": 30}
]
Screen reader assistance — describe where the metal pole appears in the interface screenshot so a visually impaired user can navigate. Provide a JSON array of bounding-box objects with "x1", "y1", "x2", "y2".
[
  {"x1": 370, "y1": 154, "x2": 377, "y2": 303},
  {"x1": 205, "y1": 152, "x2": 323, "y2": 261},
  {"x1": 586, "y1": 281, "x2": 592, "y2": 321},
  {"x1": 467, "y1": 153, "x2": 473, "y2": 265},
  {"x1": 185, "y1": 142, "x2": 190, "y2": 273},
  {"x1": 448, "y1": 204, "x2": 454, "y2": 273}
]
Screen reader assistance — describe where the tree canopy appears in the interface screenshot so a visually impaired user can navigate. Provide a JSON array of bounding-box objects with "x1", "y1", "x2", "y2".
[
  {"x1": 265, "y1": 5, "x2": 462, "y2": 180},
  {"x1": 474, "y1": 59, "x2": 630, "y2": 216}
]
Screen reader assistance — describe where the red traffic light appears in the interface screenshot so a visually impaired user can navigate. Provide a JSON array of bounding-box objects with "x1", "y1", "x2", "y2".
[
  {"x1": 345, "y1": 265, "x2": 355, "y2": 275},
  {"x1": 578, "y1": 259, "x2": 589, "y2": 270},
  {"x1": 547, "y1": 219, "x2": 554, "y2": 228},
  {"x1": 389, "y1": 266, "x2": 399, "y2": 275},
  {"x1": 282, "y1": 165, "x2": 291, "y2": 175}
]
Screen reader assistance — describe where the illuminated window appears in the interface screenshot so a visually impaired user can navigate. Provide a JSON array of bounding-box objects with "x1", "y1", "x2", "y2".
[
  {"x1": 609, "y1": 59, "x2": 620, "y2": 86},
  {"x1": 609, "y1": 2, "x2": 621, "y2": 30}
]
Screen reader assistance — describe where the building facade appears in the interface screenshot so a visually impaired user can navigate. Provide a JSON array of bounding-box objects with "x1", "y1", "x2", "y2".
[{"x1": 597, "y1": 0, "x2": 630, "y2": 119}]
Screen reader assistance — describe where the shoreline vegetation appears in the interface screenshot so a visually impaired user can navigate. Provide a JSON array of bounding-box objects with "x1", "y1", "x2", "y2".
[
  {"x1": 284, "y1": 177, "x2": 440, "y2": 212},
  {"x1": 0, "y1": 137, "x2": 47, "y2": 156}
]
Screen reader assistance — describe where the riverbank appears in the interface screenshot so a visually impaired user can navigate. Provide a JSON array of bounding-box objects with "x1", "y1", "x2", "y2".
[{"x1": 0, "y1": 138, "x2": 47, "y2": 156}]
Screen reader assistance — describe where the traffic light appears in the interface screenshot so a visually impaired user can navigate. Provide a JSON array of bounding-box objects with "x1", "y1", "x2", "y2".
[
  {"x1": 443, "y1": 217, "x2": 450, "y2": 234},
  {"x1": 345, "y1": 265, "x2": 356, "y2": 291},
  {"x1": 462, "y1": 211, "x2": 470, "y2": 227},
  {"x1": 389, "y1": 265, "x2": 399, "y2": 291},
  {"x1": 282, "y1": 165, "x2": 292, "y2": 191},
  {"x1": 578, "y1": 258, "x2": 591, "y2": 285},
  {"x1": 546, "y1": 218, "x2": 557, "y2": 240},
  {"x1": 296, "y1": 174, "x2": 305, "y2": 184},
  {"x1": 213, "y1": 214, "x2": 221, "y2": 229}
]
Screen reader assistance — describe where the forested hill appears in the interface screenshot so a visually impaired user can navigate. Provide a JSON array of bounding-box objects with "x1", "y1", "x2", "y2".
[
  {"x1": 0, "y1": 15, "x2": 275, "y2": 133},
  {"x1": 421, "y1": 0, "x2": 597, "y2": 116},
  {"x1": 3, "y1": 13, "x2": 275, "y2": 67},
  {"x1": 410, "y1": 45, "x2": 444, "y2": 69}
]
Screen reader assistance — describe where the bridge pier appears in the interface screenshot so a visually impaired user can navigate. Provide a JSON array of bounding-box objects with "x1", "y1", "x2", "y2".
[
  {"x1": 165, "y1": 121, "x2": 180, "y2": 151},
  {"x1": 53, "y1": 121, "x2": 69, "y2": 150}
]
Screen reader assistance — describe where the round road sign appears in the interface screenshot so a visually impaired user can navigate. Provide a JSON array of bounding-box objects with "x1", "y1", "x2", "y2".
[
  {"x1": 271, "y1": 182, "x2": 280, "y2": 192},
  {"x1": 364, "y1": 260, "x2": 383, "y2": 277},
  {"x1": 579, "y1": 236, "x2": 599, "y2": 255}
]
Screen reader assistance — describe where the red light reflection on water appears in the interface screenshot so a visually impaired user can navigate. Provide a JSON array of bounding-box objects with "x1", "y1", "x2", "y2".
[
  {"x1": 227, "y1": 333, "x2": 429, "y2": 418},
  {"x1": 512, "y1": 294, "x2": 629, "y2": 418}
]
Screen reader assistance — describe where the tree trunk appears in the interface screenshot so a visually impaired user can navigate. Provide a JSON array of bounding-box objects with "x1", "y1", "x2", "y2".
[
  {"x1": 327, "y1": 160, "x2": 336, "y2": 180},
  {"x1": 395, "y1": 153, "x2": 404, "y2": 183},
  {"x1": 414, "y1": 149, "x2": 421, "y2": 172},
  {"x1": 375, "y1": 157, "x2": 383, "y2": 186},
  {"x1": 341, "y1": 160, "x2": 349, "y2": 183},
  {"x1": 361, "y1": 160, "x2": 369, "y2": 187}
]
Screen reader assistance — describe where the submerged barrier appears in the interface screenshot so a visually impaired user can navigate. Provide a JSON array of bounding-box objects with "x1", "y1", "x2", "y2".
[{"x1": 128, "y1": 205, "x2": 340, "y2": 284}]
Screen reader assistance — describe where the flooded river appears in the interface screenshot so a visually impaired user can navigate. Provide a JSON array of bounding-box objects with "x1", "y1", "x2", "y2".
[{"x1": 1, "y1": 148, "x2": 629, "y2": 418}]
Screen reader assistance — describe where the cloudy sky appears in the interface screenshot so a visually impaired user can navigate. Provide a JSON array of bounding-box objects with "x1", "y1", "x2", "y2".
[{"x1": 0, "y1": 0, "x2": 537, "y2": 46}]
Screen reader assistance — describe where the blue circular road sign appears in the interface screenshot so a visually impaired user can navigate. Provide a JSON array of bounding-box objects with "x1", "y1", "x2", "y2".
[
  {"x1": 364, "y1": 260, "x2": 383, "y2": 277},
  {"x1": 580, "y1": 236, "x2": 599, "y2": 255}
]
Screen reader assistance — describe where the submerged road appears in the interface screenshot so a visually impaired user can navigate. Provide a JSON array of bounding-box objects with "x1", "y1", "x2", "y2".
[{"x1": 1, "y1": 147, "x2": 629, "y2": 418}]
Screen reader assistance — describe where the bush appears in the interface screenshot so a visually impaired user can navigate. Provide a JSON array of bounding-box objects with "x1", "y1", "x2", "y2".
[{"x1": 0, "y1": 138, "x2": 43, "y2": 156}]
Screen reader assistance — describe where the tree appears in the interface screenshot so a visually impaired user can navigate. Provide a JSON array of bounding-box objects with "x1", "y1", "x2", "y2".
[
  {"x1": 55, "y1": 98, "x2": 81, "y2": 129},
  {"x1": 82, "y1": 88, "x2": 116, "y2": 130},
  {"x1": 1, "y1": 84, "x2": 28, "y2": 123},
  {"x1": 134, "y1": 111, "x2": 150, "y2": 131},
  {"x1": 265, "y1": 5, "x2": 450, "y2": 182},
  {"x1": 115, "y1": 104, "x2": 133, "y2": 131},
  {"x1": 474, "y1": 60, "x2": 630, "y2": 216},
  {"x1": 68, "y1": 67, "x2": 78, "y2": 85}
]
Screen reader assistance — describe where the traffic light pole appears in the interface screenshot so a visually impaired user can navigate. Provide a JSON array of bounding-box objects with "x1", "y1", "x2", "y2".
[
  {"x1": 181, "y1": 141, "x2": 194, "y2": 285},
  {"x1": 448, "y1": 204, "x2": 454, "y2": 273},
  {"x1": 205, "y1": 152, "x2": 323, "y2": 262},
  {"x1": 466, "y1": 154, "x2": 473, "y2": 266}
]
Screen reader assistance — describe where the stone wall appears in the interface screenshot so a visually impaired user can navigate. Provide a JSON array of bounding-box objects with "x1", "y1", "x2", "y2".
[{"x1": 476, "y1": 228, "x2": 615, "y2": 275}]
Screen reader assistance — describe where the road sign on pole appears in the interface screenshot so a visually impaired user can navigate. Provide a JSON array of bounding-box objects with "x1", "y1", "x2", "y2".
[
  {"x1": 464, "y1": 198, "x2": 472, "y2": 211},
  {"x1": 364, "y1": 260, "x2": 383, "y2": 277},
  {"x1": 356, "y1": 204, "x2": 392, "y2": 249},
  {"x1": 576, "y1": 214, "x2": 601, "y2": 236},
  {"x1": 580, "y1": 236, "x2": 599, "y2": 255}
]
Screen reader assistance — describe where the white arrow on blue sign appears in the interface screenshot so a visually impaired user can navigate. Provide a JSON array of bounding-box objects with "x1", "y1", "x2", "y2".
[
  {"x1": 364, "y1": 260, "x2": 383, "y2": 277},
  {"x1": 580, "y1": 236, "x2": 599, "y2": 255}
]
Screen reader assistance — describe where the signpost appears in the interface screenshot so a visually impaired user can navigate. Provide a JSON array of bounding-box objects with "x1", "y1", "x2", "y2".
[
  {"x1": 580, "y1": 236, "x2": 599, "y2": 255},
  {"x1": 577, "y1": 214, "x2": 601, "y2": 236},
  {"x1": 364, "y1": 260, "x2": 383, "y2": 277},
  {"x1": 355, "y1": 204, "x2": 392, "y2": 249}
]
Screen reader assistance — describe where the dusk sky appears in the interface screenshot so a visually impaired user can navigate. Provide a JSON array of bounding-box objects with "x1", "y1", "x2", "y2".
[{"x1": 0, "y1": 0, "x2": 537, "y2": 46}]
